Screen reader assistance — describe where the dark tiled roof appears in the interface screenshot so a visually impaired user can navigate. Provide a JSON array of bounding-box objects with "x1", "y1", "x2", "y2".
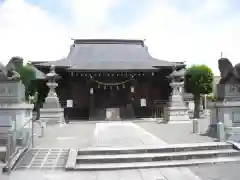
[
  {"x1": 36, "y1": 39, "x2": 184, "y2": 71},
  {"x1": 36, "y1": 58, "x2": 69, "y2": 68}
]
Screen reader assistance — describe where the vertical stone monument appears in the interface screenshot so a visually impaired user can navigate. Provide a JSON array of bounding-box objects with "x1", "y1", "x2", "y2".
[
  {"x1": 40, "y1": 65, "x2": 64, "y2": 125},
  {"x1": 0, "y1": 62, "x2": 33, "y2": 146},
  {"x1": 164, "y1": 68, "x2": 190, "y2": 123}
]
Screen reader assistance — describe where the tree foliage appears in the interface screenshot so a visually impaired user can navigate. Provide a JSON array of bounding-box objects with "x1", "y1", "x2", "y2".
[
  {"x1": 184, "y1": 65, "x2": 213, "y2": 95},
  {"x1": 184, "y1": 65, "x2": 214, "y2": 118}
]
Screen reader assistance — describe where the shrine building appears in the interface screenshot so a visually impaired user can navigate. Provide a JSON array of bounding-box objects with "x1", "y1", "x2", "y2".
[{"x1": 34, "y1": 39, "x2": 185, "y2": 120}]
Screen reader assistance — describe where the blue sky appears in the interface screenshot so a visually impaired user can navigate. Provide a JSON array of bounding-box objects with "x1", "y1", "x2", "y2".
[{"x1": 1, "y1": 0, "x2": 240, "y2": 75}]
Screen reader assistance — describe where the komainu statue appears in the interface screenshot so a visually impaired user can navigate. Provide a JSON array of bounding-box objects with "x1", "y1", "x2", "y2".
[
  {"x1": 0, "y1": 61, "x2": 21, "y2": 82},
  {"x1": 217, "y1": 58, "x2": 240, "y2": 100},
  {"x1": 218, "y1": 58, "x2": 240, "y2": 84}
]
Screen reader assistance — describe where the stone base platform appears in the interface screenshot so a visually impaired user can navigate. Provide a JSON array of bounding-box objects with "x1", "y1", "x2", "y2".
[
  {"x1": 164, "y1": 107, "x2": 190, "y2": 123},
  {"x1": 40, "y1": 108, "x2": 64, "y2": 125}
]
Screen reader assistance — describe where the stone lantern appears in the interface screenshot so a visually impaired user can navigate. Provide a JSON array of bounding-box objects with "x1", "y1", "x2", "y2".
[
  {"x1": 44, "y1": 65, "x2": 60, "y2": 108},
  {"x1": 163, "y1": 66, "x2": 190, "y2": 123},
  {"x1": 40, "y1": 65, "x2": 64, "y2": 125}
]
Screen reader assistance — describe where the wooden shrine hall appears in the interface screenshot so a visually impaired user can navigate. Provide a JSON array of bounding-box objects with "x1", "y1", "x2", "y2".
[{"x1": 34, "y1": 39, "x2": 185, "y2": 120}]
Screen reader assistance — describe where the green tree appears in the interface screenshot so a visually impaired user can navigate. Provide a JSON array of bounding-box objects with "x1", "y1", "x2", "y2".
[
  {"x1": 184, "y1": 65, "x2": 214, "y2": 118},
  {"x1": 19, "y1": 63, "x2": 37, "y2": 99}
]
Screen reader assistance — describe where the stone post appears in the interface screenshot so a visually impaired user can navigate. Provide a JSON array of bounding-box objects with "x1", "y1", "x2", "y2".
[
  {"x1": 192, "y1": 118, "x2": 199, "y2": 134},
  {"x1": 217, "y1": 122, "x2": 225, "y2": 141}
]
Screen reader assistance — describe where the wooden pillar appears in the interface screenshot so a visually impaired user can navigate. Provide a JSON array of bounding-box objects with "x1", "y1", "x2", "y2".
[
  {"x1": 130, "y1": 78, "x2": 137, "y2": 118},
  {"x1": 88, "y1": 79, "x2": 94, "y2": 120}
]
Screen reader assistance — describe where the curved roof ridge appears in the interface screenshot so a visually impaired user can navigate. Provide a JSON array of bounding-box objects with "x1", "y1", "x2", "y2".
[{"x1": 73, "y1": 39, "x2": 145, "y2": 46}]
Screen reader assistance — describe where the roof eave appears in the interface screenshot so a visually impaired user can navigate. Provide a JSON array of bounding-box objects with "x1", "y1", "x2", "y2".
[
  {"x1": 66, "y1": 69, "x2": 160, "y2": 72},
  {"x1": 34, "y1": 64, "x2": 70, "y2": 69}
]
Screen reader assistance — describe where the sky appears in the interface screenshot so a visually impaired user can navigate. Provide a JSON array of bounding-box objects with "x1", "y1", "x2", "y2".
[{"x1": 0, "y1": 0, "x2": 240, "y2": 75}]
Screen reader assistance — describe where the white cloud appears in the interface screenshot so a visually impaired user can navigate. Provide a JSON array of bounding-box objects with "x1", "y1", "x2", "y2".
[
  {"x1": 0, "y1": 0, "x2": 121, "y2": 65},
  {"x1": 117, "y1": 0, "x2": 240, "y2": 75},
  {"x1": 0, "y1": 0, "x2": 240, "y2": 75},
  {"x1": 0, "y1": 0, "x2": 71, "y2": 65},
  {"x1": 67, "y1": 0, "x2": 120, "y2": 37}
]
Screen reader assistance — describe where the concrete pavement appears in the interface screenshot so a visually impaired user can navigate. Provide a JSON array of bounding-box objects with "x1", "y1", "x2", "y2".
[
  {"x1": 136, "y1": 120, "x2": 216, "y2": 144},
  {"x1": 1, "y1": 121, "x2": 207, "y2": 180}
]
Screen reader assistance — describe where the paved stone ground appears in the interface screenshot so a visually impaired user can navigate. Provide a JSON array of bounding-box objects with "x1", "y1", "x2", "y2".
[
  {"x1": 92, "y1": 122, "x2": 166, "y2": 147},
  {"x1": 1, "y1": 120, "x2": 239, "y2": 179},
  {"x1": 136, "y1": 119, "x2": 240, "y2": 180},
  {"x1": 16, "y1": 148, "x2": 69, "y2": 171},
  {"x1": 136, "y1": 118, "x2": 217, "y2": 144},
  {"x1": 190, "y1": 162, "x2": 240, "y2": 180},
  {"x1": 1, "y1": 121, "x2": 209, "y2": 180},
  {"x1": 34, "y1": 122, "x2": 96, "y2": 148}
]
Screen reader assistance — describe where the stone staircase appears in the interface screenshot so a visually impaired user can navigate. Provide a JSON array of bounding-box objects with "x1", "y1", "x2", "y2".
[{"x1": 65, "y1": 142, "x2": 240, "y2": 171}]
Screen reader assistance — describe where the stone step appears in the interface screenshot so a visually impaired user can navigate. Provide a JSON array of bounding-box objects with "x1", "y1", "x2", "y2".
[
  {"x1": 66, "y1": 142, "x2": 240, "y2": 171},
  {"x1": 72, "y1": 156, "x2": 240, "y2": 171},
  {"x1": 76, "y1": 149, "x2": 240, "y2": 164},
  {"x1": 78, "y1": 142, "x2": 233, "y2": 155},
  {"x1": 0, "y1": 146, "x2": 6, "y2": 162}
]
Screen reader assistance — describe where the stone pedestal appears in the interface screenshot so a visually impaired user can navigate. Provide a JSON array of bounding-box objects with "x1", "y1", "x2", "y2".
[
  {"x1": 40, "y1": 108, "x2": 64, "y2": 125},
  {"x1": 40, "y1": 66, "x2": 64, "y2": 125},
  {"x1": 208, "y1": 101, "x2": 240, "y2": 139},
  {"x1": 0, "y1": 81, "x2": 33, "y2": 146},
  {"x1": 164, "y1": 81, "x2": 190, "y2": 123}
]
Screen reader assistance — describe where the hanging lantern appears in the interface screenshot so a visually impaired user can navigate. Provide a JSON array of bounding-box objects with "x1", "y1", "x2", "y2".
[
  {"x1": 130, "y1": 86, "x2": 134, "y2": 93},
  {"x1": 90, "y1": 88, "x2": 94, "y2": 95},
  {"x1": 117, "y1": 86, "x2": 119, "y2": 90},
  {"x1": 98, "y1": 84, "x2": 100, "y2": 88},
  {"x1": 152, "y1": 72, "x2": 155, "y2": 76},
  {"x1": 104, "y1": 85, "x2": 107, "y2": 90},
  {"x1": 122, "y1": 84, "x2": 125, "y2": 88}
]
